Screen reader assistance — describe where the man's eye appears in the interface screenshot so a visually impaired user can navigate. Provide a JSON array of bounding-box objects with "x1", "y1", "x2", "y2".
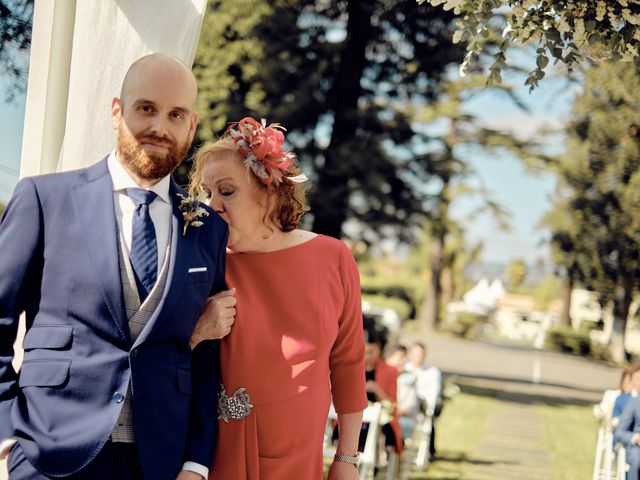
[
  {"x1": 139, "y1": 105, "x2": 154, "y2": 113},
  {"x1": 171, "y1": 111, "x2": 185, "y2": 120}
]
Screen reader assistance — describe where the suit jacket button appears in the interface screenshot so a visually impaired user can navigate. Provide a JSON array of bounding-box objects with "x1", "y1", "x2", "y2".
[{"x1": 113, "y1": 392, "x2": 125, "y2": 403}]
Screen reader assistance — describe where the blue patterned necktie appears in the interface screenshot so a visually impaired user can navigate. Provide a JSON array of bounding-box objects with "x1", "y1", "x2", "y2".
[{"x1": 126, "y1": 188, "x2": 158, "y2": 303}]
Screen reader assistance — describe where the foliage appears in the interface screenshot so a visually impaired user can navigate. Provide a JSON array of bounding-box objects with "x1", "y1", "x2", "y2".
[
  {"x1": 544, "y1": 324, "x2": 591, "y2": 356},
  {"x1": 406, "y1": 73, "x2": 547, "y2": 327},
  {"x1": 419, "y1": 0, "x2": 640, "y2": 91},
  {"x1": 0, "y1": 0, "x2": 33, "y2": 101},
  {"x1": 505, "y1": 258, "x2": 528, "y2": 288},
  {"x1": 194, "y1": 0, "x2": 465, "y2": 241},
  {"x1": 360, "y1": 275, "x2": 423, "y2": 319},
  {"x1": 361, "y1": 294, "x2": 413, "y2": 321},
  {"x1": 543, "y1": 61, "x2": 640, "y2": 362},
  {"x1": 532, "y1": 275, "x2": 562, "y2": 310},
  {"x1": 447, "y1": 311, "x2": 489, "y2": 338}
]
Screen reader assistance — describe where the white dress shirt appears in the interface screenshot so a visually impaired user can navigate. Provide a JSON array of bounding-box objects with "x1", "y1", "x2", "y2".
[{"x1": 410, "y1": 363, "x2": 442, "y2": 414}]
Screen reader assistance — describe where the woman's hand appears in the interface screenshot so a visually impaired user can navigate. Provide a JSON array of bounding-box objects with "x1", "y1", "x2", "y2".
[
  {"x1": 328, "y1": 460, "x2": 359, "y2": 480},
  {"x1": 189, "y1": 288, "x2": 237, "y2": 348}
]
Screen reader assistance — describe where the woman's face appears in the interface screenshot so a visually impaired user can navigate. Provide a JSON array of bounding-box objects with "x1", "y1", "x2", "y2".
[{"x1": 200, "y1": 152, "x2": 272, "y2": 252}]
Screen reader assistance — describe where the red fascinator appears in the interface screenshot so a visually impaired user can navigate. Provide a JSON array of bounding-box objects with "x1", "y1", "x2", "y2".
[{"x1": 225, "y1": 117, "x2": 308, "y2": 185}]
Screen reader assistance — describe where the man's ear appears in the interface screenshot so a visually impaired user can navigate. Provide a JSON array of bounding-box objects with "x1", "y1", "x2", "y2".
[{"x1": 111, "y1": 97, "x2": 123, "y2": 130}]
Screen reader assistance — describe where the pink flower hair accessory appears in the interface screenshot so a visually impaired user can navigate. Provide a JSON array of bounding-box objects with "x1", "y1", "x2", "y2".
[{"x1": 225, "y1": 117, "x2": 308, "y2": 185}]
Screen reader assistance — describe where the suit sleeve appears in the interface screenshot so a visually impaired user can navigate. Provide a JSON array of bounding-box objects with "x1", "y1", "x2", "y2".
[
  {"x1": 330, "y1": 243, "x2": 367, "y2": 414},
  {"x1": 185, "y1": 224, "x2": 227, "y2": 466},
  {"x1": 0, "y1": 178, "x2": 44, "y2": 440},
  {"x1": 614, "y1": 397, "x2": 638, "y2": 446}
]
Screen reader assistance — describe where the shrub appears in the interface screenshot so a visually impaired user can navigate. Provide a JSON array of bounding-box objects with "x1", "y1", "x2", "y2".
[
  {"x1": 448, "y1": 312, "x2": 489, "y2": 338},
  {"x1": 362, "y1": 294, "x2": 412, "y2": 322},
  {"x1": 545, "y1": 325, "x2": 591, "y2": 356},
  {"x1": 360, "y1": 276, "x2": 422, "y2": 320}
]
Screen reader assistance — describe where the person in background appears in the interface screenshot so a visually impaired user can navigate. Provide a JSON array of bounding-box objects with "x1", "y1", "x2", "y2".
[
  {"x1": 387, "y1": 345, "x2": 408, "y2": 374},
  {"x1": 387, "y1": 345, "x2": 422, "y2": 443},
  {"x1": 407, "y1": 342, "x2": 442, "y2": 461},
  {"x1": 612, "y1": 366, "x2": 638, "y2": 427},
  {"x1": 363, "y1": 330, "x2": 404, "y2": 456},
  {"x1": 614, "y1": 364, "x2": 640, "y2": 480}
]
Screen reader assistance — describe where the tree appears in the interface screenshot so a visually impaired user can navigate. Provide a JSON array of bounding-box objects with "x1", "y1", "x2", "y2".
[
  {"x1": 0, "y1": 0, "x2": 33, "y2": 100},
  {"x1": 193, "y1": 0, "x2": 465, "y2": 242},
  {"x1": 420, "y1": 0, "x2": 640, "y2": 90},
  {"x1": 545, "y1": 61, "x2": 640, "y2": 362},
  {"x1": 409, "y1": 74, "x2": 537, "y2": 328},
  {"x1": 505, "y1": 259, "x2": 527, "y2": 289}
]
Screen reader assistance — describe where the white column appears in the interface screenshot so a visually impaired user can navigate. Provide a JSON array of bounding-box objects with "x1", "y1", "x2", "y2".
[{"x1": 19, "y1": 0, "x2": 77, "y2": 177}]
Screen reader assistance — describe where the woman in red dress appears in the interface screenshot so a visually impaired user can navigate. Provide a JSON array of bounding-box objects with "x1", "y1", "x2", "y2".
[{"x1": 189, "y1": 118, "x2": 367, "y2": 479}]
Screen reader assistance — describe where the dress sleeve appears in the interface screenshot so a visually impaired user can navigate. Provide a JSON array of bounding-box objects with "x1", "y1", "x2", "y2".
[{"x1": 329, "y1": 243, "x2": 367, "y2": 414}]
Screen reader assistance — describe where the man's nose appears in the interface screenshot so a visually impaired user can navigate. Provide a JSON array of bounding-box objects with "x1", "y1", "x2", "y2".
[{"x1": 149, "y1": 114, "x2": 169, "y2": 136}]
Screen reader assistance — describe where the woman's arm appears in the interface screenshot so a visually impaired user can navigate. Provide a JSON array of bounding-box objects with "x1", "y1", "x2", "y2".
[{"x1": 328, "y1": 411, "x2": 363, "y2": 480}]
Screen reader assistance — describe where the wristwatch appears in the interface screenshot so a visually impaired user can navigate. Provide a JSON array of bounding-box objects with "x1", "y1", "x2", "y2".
[{"x1": 334, "y1": 452, "x2": 360, "y2": 467}]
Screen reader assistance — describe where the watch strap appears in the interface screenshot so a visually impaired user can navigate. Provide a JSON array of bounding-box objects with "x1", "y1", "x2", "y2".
[{"x1": 334, "y1": 452, "x2": 360, "y2": 466}]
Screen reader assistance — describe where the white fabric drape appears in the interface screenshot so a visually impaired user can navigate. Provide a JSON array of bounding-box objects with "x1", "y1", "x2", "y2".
[{"x1": 20, "y1": 0, "x2": 208, "y2": 177}]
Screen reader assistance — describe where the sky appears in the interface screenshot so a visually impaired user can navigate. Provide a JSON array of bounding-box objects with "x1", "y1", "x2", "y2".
[
  {"x1": 449, "y1": 72, "x2": 582, "y2": 265},
  {"x1": 0, "y1": 82, "x2": 24, "y2": 202},
  {"x1": 0, "y1": 52, "x2": 581, "y2": 268}
]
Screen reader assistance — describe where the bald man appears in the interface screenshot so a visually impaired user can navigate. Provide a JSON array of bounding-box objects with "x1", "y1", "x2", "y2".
[{"x1": 0, "y1": 54, "x2": 228, "y2": 480}]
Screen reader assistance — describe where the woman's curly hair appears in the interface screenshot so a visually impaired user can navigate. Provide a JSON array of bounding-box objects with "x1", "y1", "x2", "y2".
[{"x1": 189, "y1": 136, "x2": 309, "y2": 232}]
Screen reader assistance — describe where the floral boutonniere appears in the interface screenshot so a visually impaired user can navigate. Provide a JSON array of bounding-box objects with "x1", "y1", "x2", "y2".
[{"x1": 177, "y1": 193, "x2": 209, "y2": 236}]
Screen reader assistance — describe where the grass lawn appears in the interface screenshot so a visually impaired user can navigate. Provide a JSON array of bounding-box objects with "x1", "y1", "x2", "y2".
[
  {"x1": 408, "y1": 389, "x2": 499, "y2": 479},
  {"x1": 537, "y1": 400, "x2": 598, "y2": 480},
  {"x1": 409, "y1": 387, "x2": 597, "y2": 480}
]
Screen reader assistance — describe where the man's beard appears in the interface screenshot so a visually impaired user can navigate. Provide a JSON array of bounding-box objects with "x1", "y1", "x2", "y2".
[{"x1": 116, "y1": 123, "x2": 189, "y2": 181}]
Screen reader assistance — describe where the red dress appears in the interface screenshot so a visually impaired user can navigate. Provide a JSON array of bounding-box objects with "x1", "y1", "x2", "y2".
[{"x1": 210, "y1": 235, "x2": 367, "y2": 479}]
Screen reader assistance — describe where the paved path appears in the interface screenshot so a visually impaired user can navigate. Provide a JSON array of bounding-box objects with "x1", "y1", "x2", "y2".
[
  {"x1": 399, "y1": 329, "x2": 620, "y2": 480},
  {"x1": 401, "y1": 329, "x2": 620, "y2": 403}
]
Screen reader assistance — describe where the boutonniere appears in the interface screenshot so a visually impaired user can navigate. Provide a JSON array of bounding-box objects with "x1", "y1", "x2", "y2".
[{"x1": 177, "y1": 193, "x2": 209, "y2": 236}]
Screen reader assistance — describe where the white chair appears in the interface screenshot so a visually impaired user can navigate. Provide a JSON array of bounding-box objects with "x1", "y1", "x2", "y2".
[
  {"x1": 615, "y1": 445, "x2": 627, "y2": 480},
  {"x1": 323, "y1": 403, "x2": 384, "y2": 480},
  {"x1": 592, "y1": 422, "x2": 615, "y2": 480}
]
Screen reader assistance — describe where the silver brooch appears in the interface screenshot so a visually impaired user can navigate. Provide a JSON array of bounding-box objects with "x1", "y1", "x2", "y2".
[{"x1": 218, "y1": 384, "x2": 254, "y2": 422}]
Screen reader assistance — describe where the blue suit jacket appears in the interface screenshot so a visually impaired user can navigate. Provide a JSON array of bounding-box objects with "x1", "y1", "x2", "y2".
[
  {"x1": 0, "y1": 158, "x2": 228, "y2": 478},
  {"x1": 615, "y1": 396, "x2": 640, "y2": 447}
]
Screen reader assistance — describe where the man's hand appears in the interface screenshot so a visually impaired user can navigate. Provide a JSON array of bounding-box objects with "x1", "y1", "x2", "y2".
[
  {"x1": 176, "y1": 470, "x2": 204, "y2": 480},
  {"x1": 190, "y1": 288, "x2": 237, "y2": 349},
  {"x1": 328, "y1": 460, "x2": 359, "y2": 480},
  {"x1": 632, "y1": 433, "x2": 640, "y2": 446}
]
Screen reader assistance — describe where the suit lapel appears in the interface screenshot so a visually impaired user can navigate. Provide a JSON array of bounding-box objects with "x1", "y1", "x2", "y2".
[
  {"x1": 134, "y1": 181, "x2": 199, "y2": 345},
  {"x1": 71, "y1": 158, "x2": 130, "y2": 344}
]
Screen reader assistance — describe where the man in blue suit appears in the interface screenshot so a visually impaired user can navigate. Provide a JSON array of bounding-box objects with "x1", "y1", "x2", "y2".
[
  {"x1": 0, "y1": 53, "x2": 228, "y2": 479},
  {"x1": 614, "y1": 366, "x2": 640, "y2": 480}
]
